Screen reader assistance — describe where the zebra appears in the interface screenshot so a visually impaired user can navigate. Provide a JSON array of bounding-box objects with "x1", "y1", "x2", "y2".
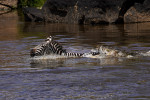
[
  {"x1": 30, "y1": 36, "x2": 67, "y2": 57},
  {"x1": 30, "y1": 36, "x2": 100, "y2": 57}
]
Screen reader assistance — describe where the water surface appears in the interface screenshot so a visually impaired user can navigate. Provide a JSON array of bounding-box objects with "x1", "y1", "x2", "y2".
[{"x1": 0, "y1": 11, "x2": 150, "y2": 100}]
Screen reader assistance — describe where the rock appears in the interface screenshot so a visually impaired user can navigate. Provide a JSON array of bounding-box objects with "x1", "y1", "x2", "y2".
[
  {"x1": 114, "y1": 0, "x2": 147, "y2": 24},
  {"x1": 23, "y1": 0, "x2": 150, "y2": 24},
  {"x1": 23, "y1": 7, "x2": 44, "y2": 22},
  {"x1": 124, "y1": 0, "x2": 150, "y2": 23}
]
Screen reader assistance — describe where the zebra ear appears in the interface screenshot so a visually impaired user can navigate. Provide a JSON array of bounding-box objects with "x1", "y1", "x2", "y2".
[
  {"x1": 49, "y1": 36, "x2": 54, "y2": 40},
  {"x1": 45, "y1": 36, "x2": 54, "y2": 42}
]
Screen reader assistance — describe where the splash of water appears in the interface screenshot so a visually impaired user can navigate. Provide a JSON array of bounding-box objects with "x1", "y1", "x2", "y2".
[
  {"x1": 140, "y1": 50, "x2": 150, "y2": 56},
  {"x1": 30, "y1": 46, "x2": 150, "y2": 60},
  {"x1": 30, "y1": 54, "x2": 68, "y2": 60}
]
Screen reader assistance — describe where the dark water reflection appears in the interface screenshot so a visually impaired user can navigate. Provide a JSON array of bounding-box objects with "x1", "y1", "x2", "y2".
[{"x1": 0, "y1": 11, "x2": 150, "y2": 100}]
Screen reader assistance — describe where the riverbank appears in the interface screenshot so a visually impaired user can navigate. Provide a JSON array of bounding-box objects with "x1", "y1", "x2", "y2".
[
  {"x1": 1, "y1": 0, "x2": 150, "y2": 24},
  {"x1": 23, "y1": 0, "x2": 150, "y2": 24}
]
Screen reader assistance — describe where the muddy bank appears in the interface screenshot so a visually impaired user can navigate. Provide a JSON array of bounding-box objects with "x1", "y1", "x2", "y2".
[{"x1": 23, "y1": 0, "x2": 150, "y2": 24}]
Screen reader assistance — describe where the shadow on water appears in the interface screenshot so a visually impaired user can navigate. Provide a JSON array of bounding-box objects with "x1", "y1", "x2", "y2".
[
  {"x1": 0, "y1": 11, "x2": 150, "y2": 100},
  {"x1": 21, "y1": 20, "x2": 150, "y2": 44}
]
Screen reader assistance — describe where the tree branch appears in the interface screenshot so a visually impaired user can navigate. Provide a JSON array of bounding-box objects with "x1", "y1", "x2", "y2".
[
  {"x1": 0, "y1": 10, "x2": 12, "y2": 16},
  {"x1": 0, "y1": 2, "x2": 15, "y2": 10}
]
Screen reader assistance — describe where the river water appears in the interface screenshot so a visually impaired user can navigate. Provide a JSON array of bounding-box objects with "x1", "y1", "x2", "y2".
[{"x1": 0, "y1": 11, "x2": 150, "y2": 100}]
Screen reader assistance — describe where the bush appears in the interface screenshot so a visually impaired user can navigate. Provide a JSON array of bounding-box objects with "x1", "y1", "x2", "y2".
[{"x1": 18, "y1": 0, "x2": 46, "y2": 8}]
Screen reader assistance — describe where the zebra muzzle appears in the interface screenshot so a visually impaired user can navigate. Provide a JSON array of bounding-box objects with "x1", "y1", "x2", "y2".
[{"x1": 30, "y1": 49, "x2": 36, "y2": 57}]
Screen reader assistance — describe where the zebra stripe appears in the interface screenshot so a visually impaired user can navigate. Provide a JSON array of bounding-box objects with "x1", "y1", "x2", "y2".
[
  {"x1": 49, "y1": 41, "x2": 66, "y2": 55},
  {"x1": 30, "y1": 42, "x2": 48, "y2": 57},
  {"x1": 30, "y1": 36, "x2": 66, "y2": 57},
  {"x1": 90, "y1": 52, "x2": 100, "y2": 56},
  {"x1": 30, "y1": 36, "x2": 100, "y2": 57},
  {"x1": 64, "y1": 52, "x2": 84, "y2": 57}
]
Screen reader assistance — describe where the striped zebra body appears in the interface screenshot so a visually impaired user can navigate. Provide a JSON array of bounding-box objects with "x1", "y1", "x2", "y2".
[
  {"x1": 30, "y1": 42, "x2": 47, "y2": 57},
  {"x1": 30, "y1": 36, "x2": 100, "y2": 58},
  {"x1": 49, "y1": 41, "x2": 66, "y2": 55},
  {"x1": 30, "y1": 36, "x2": 66, "y2": 57}
]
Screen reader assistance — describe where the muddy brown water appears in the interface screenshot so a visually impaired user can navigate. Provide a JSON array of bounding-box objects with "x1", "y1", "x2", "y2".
[{"x1": 0, "y1": 11, "x2": 150, "y2": 100}]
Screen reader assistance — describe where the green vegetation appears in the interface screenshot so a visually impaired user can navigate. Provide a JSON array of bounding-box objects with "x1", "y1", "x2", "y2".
[{"x1": 18, "y1": 0, "x2": 46, "y2": 8}]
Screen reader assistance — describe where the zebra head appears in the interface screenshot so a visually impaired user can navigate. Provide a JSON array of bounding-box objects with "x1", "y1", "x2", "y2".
[{"x1": 45, "y1": 36, "x2": 54, "y2": 43}]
